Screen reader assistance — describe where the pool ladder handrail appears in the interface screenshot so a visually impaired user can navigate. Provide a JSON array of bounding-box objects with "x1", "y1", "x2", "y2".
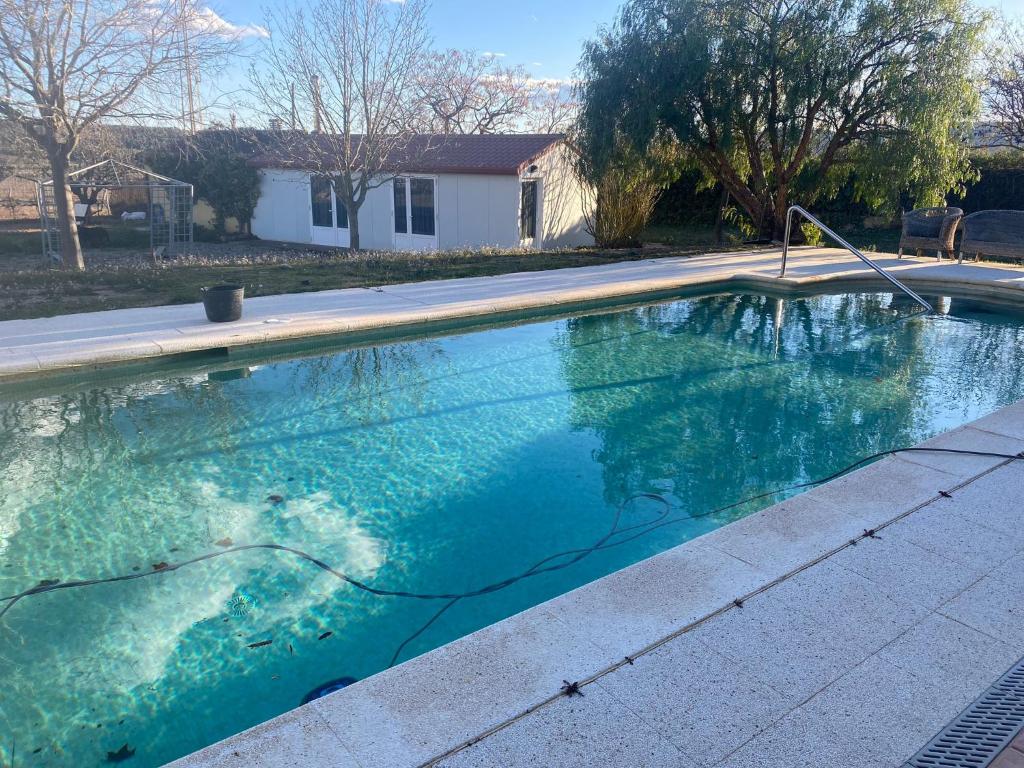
[{"x1": 779, "y1": 205, "x2": 934, "y2": 313}]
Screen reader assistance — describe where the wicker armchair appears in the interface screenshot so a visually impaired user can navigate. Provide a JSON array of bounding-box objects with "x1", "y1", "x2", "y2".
[
  {"x1": 897, "y1": 207, "x2": 963, "y2": 261},
  {"x1": 958, "y1": 210, "x2": 1024, "y2": 264}
]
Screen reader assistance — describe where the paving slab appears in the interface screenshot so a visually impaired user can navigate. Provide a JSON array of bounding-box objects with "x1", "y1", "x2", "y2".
[
  {"x1": 875, "y1": 613, "x2": 1020, "y2": 702},
  {"x1": 165, "y1": 707, "x2": 359, "y2": 768},
  {"x1": 694, "y1": 492, "x2": 865, "y2": 575},
  {"x1": 925, "y1": 462, "x2": 1024, "y2": 538},
  {"x1": 308, "y1": 604, "x2": 609, "y2": 768},
  {"x1": 539, "y1": 543, "x2": 769, "y2": 660},
  {"x1": 989, "y1": 552, "x2": 1024, "y2": 593},
  {"x1": 939, "y1": 576, "x2": 1024, "y2": 646},
  {"x1": 757, "y1": 559, "x2": 927, "y2": 651},
  {"x1": 970, "y1": 400, "x2": 1024, "y2": 441},
  {"x1": 894, "y1": 425, "x2": 1024, "y2": 484},
  {"x1": 884, "y1": 498, "x2": 1024, "y2": 570},
  {"x1": 691, "y1": 590, "x2": 889, "y2": 701},
  {"x1": 799, "y1": 657, "x2": 973, "y2": 764},
  {"x1": 435, "y1": 683, "x2": 694, "y2": 768},
  {"x1": 595, "y1": 631, "x2": 791, "y2": 767},
  {"x1": 789, "y1": 455, "x2": 955, "y2": 531},
  {"x1": 715, "y1": 706, "x2": 892, "y2": 768},
  {"x1": 829, "y1": 533, "x2": 989, "y2": 611}
]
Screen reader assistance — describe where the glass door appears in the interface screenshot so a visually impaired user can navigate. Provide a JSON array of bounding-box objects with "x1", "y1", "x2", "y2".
[
  {"x1": 393, "y1": 176, "x2": 437, "y2": 251},
  {"x1": 310, "y1": 175, "x2": 350, "y2": 248}
]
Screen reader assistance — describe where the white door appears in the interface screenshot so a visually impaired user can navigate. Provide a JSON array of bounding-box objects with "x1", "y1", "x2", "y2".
[
  {"x1": 310, "y1": 175, "x2": 351, "y2": 248},
  {"x1": 392, "y1": 176, "x2": 438, "y2": 251}
]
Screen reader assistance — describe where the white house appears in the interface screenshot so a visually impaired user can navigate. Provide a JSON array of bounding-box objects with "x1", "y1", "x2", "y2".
[{"x1": 249, "y1": 134, "x2": 594, "y2": 252}]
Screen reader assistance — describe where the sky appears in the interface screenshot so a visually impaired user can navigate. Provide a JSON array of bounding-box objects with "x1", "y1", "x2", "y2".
[
  {"x1": 205, "y1": 0, "x2": 1024, "y2": 124},
  {"x1": 214, "y1": 0, "x2": 623, "y2": 84}
]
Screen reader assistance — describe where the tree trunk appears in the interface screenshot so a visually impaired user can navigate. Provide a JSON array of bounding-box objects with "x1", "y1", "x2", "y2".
[
  {"x1": 49, "y1": 154, "x2": 85, "y2": 270},
  {"x1": 348, "y1": 202, "x2": 360, "y2": 251}
]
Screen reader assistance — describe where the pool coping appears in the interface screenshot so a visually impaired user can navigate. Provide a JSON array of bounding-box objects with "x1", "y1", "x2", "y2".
[
  {"x1": 3, "y1": 246, "x2": 1024, "y2": 384},
  {"x1": 164, "y1": 397, "x2": 1024, "y2": 768}
]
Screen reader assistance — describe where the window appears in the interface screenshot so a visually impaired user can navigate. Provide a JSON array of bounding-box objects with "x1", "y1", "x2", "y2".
[
  {"x1": 393, "y1": 178, "x2": 407, "y2": 234},
  {"x1": 410, "y1": 178, "x2": 435, "y2": 236},
  {"x1": 520, "y1": 180, "x2": 538, "y2": 240},
  {"x1": 311, "y1": 176, "x2": 333, "y2": 228}
]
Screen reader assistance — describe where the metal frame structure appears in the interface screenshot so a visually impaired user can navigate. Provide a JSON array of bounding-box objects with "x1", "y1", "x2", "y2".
[
  {"x1": 779, "y1": 204, "x2": 934, "y2": 313},
  {"x1": 38, "y1": 160, "x2": 193, "y2": 264}
]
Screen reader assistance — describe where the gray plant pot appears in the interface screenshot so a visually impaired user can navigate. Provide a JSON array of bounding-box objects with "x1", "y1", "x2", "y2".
[{"x1": 202, "y1": 284, "x2": 244, "y2": 323}]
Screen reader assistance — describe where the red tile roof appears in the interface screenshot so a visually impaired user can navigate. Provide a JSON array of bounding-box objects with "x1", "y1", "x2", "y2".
[{"x1": 249, "y1": 133, "x2": 565, "y2": 176}]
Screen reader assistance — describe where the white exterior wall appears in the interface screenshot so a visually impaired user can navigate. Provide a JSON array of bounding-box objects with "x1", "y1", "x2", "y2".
[
  {"x1": 250, "y1": 170, "x2": 312, "y2": 245},
  {"x1": 434, "y1": 174, "x2": 521, "y2": 249},
  {"x1": 359, "y1": 180, "x2": 396, "y2": 251},
  {"x1": 523, "y1": 144, "x2": 595, "y2": 249},
  {"x1": 251, "y1": 150, "x2": 594, "y2": 252}
]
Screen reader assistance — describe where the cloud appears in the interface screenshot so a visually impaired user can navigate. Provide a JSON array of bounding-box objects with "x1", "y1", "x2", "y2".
[
  {"x1": 481, "y1": 51, "x2": 507, "y2": 58},
  {"x1": 195, "y1": 6, "x2": 270, "y2": 39},
  {"x1": 532, "y1": 62, "x2": 543, "y2": 67}
]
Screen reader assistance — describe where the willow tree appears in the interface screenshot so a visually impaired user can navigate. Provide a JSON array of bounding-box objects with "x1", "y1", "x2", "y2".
[{"x1": 576, "y1": 0, "x2": 986, "y2": 240}]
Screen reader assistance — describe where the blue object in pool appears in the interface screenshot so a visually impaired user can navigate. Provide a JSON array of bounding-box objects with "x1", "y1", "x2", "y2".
[{"x1": 301, "y1": 676, "x2": 358, "y2": 705}]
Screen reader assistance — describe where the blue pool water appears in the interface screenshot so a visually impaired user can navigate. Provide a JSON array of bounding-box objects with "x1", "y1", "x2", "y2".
[{"x1": 2, "y1": 290, "x2": 1024, "y2": 766}]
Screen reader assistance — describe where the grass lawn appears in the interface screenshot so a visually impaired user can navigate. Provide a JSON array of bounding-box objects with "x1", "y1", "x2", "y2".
[{"x1": 0, "y1": 223, "x2": 904, "y2": 322}]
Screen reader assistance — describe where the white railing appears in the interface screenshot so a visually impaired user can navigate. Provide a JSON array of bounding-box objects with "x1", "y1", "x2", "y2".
[{"x1": 779, "y1": 205, "x2": 934, "y2": 313}]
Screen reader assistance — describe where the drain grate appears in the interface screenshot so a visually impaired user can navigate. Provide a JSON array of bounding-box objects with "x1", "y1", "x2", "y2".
[{"x1": 908, "y1": 657, "x2": 1024, "y2": 768}]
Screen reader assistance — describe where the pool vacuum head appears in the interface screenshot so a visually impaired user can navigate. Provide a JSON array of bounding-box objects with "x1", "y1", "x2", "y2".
[{"x1": 301, "y1": 676, "x2": 358, "y2": 705}]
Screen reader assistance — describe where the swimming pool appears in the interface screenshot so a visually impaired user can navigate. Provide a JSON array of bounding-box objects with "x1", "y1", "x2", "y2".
[{"x1": 2, "y1": 290, "x2": 1024, "y2": 767}]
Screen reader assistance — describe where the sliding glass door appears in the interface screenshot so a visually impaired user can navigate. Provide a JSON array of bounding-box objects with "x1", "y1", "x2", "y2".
[
  {"x1": 309, "y1": 175, "x2": 350, "y2": 248},
  {"x1": 393, "y1": 176, "x2": 437, "y2": 251}
]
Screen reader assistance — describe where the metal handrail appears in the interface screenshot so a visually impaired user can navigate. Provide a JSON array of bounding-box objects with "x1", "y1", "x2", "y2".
[{"x1": 779, "y1": 205, "x2": 934, "y2": 313}]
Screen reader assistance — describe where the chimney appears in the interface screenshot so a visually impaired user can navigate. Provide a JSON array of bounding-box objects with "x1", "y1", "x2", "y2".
[{"x1": 311, "y1": 75, "x2": 323, "y2": 134}]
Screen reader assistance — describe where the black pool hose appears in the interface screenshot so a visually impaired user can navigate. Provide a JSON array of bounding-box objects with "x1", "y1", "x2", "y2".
[{"x1": 2, "y1": 446, "x2": 1020, "y2": 631}]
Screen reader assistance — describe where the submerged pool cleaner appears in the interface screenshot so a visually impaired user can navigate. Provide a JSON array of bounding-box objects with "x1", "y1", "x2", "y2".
[{"x1": 301, "y1": 676, "x2": 358, "y2": 705}]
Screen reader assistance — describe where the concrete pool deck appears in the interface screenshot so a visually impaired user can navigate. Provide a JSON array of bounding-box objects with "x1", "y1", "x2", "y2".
[
  {"x1": 5, "y1": 248, "x2": 1024, "y2": 767},
  {"x1": 3, "y1": 245, "x2": 1024, "y2": 381}
]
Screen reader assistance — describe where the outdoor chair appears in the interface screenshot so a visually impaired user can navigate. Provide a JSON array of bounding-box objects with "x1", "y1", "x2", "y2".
[
  {"x1": 897, "y1": 207, "x2": 963, "y2": 261},
  {"x1": 958, "y1": 210, "x2": 1024, "y2": 264}
]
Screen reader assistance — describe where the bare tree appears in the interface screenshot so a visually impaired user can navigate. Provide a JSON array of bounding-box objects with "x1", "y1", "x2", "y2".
[
  {"x1": 251, "y1": 0, "x2": 430, "y2": 251},
  {"x1": 524, "y1": 82, "x2": 578, "y2": 134},
  {"x1": 415, "y1": 50, "x2": 534, "y2": 134},
  {"x1": 0, "y1": 0, "x2": 232, "y2": 269},
  {"x1": 985, "y1": 23, "x2": 1024, "y2": 151}
]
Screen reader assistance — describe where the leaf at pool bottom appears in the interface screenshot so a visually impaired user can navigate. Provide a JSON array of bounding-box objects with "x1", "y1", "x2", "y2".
[
  {"x1": 215, "y1": 537, "x2": 233, "y2": 547},
  {"x1": 36, "y1": 579, "x2": 60, "y2": 588},
  {"x1": 318, "y1": 631, "x2": 333, "y2": 640},
  {"x1": 151, "y1": 562, "x2": 169, "y2": 571},
  {"x1": 248, "y1": 639, "x2": 273, "y2": 648},
  {"x1": 106, "y1": 743, "x2": 135, "y2": 763}
]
